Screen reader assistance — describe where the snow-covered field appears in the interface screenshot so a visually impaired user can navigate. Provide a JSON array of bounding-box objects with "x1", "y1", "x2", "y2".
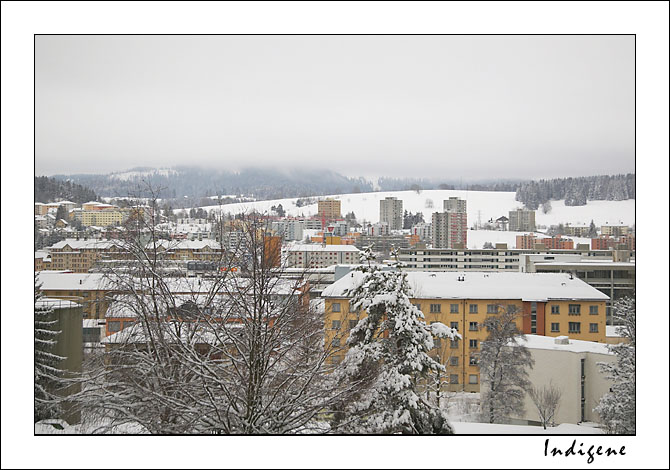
[{"x1": 196, "y1": 189, "x2": 635, "y2": 229}]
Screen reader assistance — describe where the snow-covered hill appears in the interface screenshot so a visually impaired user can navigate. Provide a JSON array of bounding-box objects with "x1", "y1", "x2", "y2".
[
  {"x1": 197, "y1": 189, "x2": 635, "y2": 229},
  {"x1": 108, "y1": 168, "x2": 178, "y2": 181}
]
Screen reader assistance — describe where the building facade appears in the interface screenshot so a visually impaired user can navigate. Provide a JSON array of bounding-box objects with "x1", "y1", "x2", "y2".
[
  {"x1": 379, "y1": 197, "x2": 403, "y2": 230},
  {"x1": 322, "y1": 271, "x2": 608, "y2": 392},
  {"x1": 317, "y1": 199, "x2": 342, "y2": 220},
  {"x1": 509, "y1": 209, "x2": 536, "y2": 232},
  {"x1": 432, "y1": 212, "x2": 468, "y2": 249},
  {"x1": 286, "y1": 244, "x2": 360, "y2": 268}
]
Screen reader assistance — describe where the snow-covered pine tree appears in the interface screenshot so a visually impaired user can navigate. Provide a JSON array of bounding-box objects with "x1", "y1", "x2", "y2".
[
  {"x1": 479, "y1": 305, "x2": 534, "y2": 424},
  {"x1": 588, "y1": 219, "x2": 598, "y2": 238},
  {"x1": 34, "y1": 275, "x2": 66, "y2": 422},
  {"x1": 595, "y1": 297, "x2": 635, "y2": 434},
  {"x1": 334, "y1": 247, "x2": 459, "y2": 434}
]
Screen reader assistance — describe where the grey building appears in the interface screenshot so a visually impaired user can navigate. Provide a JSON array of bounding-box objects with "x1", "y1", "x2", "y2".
[
  {"x1": 380, "y1": 197, "x2": 403, "y2": 230},
  {"x1": 509, "y1": 209, "x2": 536, "y2": 232}
]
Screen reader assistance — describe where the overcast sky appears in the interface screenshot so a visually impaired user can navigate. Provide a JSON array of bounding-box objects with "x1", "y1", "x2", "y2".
[{"x1": 35, "y1": 35, "x2": 634, "y2": 179}]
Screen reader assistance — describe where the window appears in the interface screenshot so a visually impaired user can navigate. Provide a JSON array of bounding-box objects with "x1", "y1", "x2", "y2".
[
  {"x1": 468, "y1": 374, "x2": 478, "y2": 384},
  {"x1": 430, "y1": 304, "x2": 441, "y2": 313},
  {"x1": 108, "y1": 321, "x2": 121, "y2": 333},
  {"x1": 349, "y1": 320, "x2": 358, "y2": 330},
  {"x1": 349, "y1": 302, "x2": 358, "y2": 313},
  {"x1": 589, "y1": 323, "x2": 599, "y2": 333},
  {"x1": 551, "y1": 305, "x2": 560, "y2": 314},
  {"x1": 469, "y1": 339, "x2": 478, "y2": 349},
  {"x1": 331, "y1": 320, "x2": 341, "y2": 329},
  {"x1": 449, "y1": 356, "x2": 458, "y2": 366},
  {"x1": 469, "y1": 321, "x2": 478, "y2": 331},
  {"x1": 487, "y1": 304, "x2": 499, "y2": 314},
  {"x1": 469, "y1": 356, "x2": 479, "y2": 366},
  {"x1": 331, "y1": 337, "x2": 341, "y2": 347},
  {"x1": 450, "y1": 321, "x2": 459, "y2": 331},
  {"x1": 551, "y1": 323, "x2": 560, "y2": 332},
  {"x1": 450, "y1": 338, "x2": 459, "y2": 349},
  {"x1": 589, "y1": 305, "x2": 599, "y2": 315},
  {"x1": 450, "y1": 303, "x2": 459, "y2": 313},
  {"x1": 469, "y1": 304, "x2": 478, "y2": 314},
  {"x1": 569, "y1": 304, "x2": 581, "y2": 315},
  {"x1": 412, "y1": 303, "x2": 421, "y2": 311},
  {"x1": 449, "y1": 374, "x2": 459, "y2": 384},
  {"x1": 433, "y1": 338, "x2": 442, "y2": 349},
  {"x1": 331, "y1": 302, "x2": 341, "y2": 312},
  {"x1": 568, "y1": 322, "x2": 581, "y2": 333}
]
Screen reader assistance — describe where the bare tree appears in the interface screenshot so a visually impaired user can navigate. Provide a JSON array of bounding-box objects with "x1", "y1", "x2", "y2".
[
  {"x1": 528, "y1": 382, "x2": 561, "y2": 429},
  {"x1": 75, "y1": 187, "x2": 346, "y2": 434},
  {"x1": 479, "y1": 304, "x2": 534, "y2": 424}
]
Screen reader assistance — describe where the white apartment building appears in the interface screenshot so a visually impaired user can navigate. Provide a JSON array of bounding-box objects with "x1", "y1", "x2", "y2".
[
  {"x1": 508, "y1": 335, "x2": 615, "y2": 425},
  {"x1": 285, "y1": 244, "x2": 360, "y2": 268}
]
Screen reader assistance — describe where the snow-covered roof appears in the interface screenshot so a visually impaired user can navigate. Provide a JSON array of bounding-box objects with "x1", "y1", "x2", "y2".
[
  {"x1": 151, "y1": 239, "x2": 222, "y2": 250},
  {"x1": 515, "y1": 334, "x2": 612, "y2": 355},
  {"x1": 35, "y1": 298, "x2": 81, "y2": 309},
  {"x1": 322, "y1": 271, "x2": 609, "y2": 302},
  {"x1": 35, "y1": 250, "x2": 50, "y2": 260},
  {"x1": 48, "y1": 239, "x2": 119, "y2": 250},
  {"x1": 36, "y1": 272, "x2": 112, "y2": 291},
  {"x1": 286, "y1": 244, "x2": 360, "y2": 253}
]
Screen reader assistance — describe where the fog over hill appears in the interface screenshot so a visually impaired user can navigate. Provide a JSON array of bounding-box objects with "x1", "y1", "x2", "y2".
[{"x1": 51, "y1": 166, "x2": 525, "y2": 202}]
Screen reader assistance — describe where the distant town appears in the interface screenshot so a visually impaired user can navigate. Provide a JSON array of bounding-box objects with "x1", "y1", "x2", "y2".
[{"x1": 35, "y1": 177, "x2": 635, "y2": 434}]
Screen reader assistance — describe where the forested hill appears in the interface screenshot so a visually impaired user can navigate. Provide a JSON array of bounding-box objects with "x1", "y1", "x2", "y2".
[
  {"x1": 52, "y1": 167, "x2": 374, "y2": 201},
  {"x1": 34, "y1": 176, "x2": 98, "y2": 203},
  {"x1": 515, "y1": 174, "x2": 635, "y2": 209}
]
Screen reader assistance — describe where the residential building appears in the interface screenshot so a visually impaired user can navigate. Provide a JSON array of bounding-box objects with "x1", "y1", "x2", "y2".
[
  {"x1": 366, "y1": 222, "x2": 389, "y2": 236},
  {"x1": 563, "y1": 225, "x2": 590, "y2": 237},
  {"x1": 520, "y1": 254, "x2": 635, "y2": 323},
  {"x1": 34, "y1": 251, "x2": 52, "y2": 271},
  {"x1": 411, "y1": 222, "x2": 432, "y2": 242},
  {"x1": 538, "y1": 236, "x2": 574, "y2": 250},
  {"x1": 322, "y1": 271, "x2": 608, "y2": 392},
  {"x1": 443, "y1": 197, "x2": 467, "y2": 213},
  {"x1": 271, "y1": 220, "x2": 304, "y2": 241},
  {"x1": 509, "y1": 335, "x2": 615, "y2": 425},
  {"x1": 509, "y1": 209, "x2": 536, "y2": 232},
  {"x1": 398, "y1": 246, "x2": 615, "y2": 272},
  {"x1": 286, "y1": 244, "x2": 360, "y2": 268},
  {"x1": 354, "y1": 234, "x2": 411, "y2": 253},
  {"x1": 75, "y1": 209, "x2": 125, "y2": 227},
  {"x1": 317, "y1": 199, "x2": 341, "y2": 220},
  {"x1": 37, "y1": 272, "x2": 114, "y2": 320},
  {"x1": 432, "y1": 211, "x2": 467, "y2": 249},
  {"x1": 601, "y1": 225, "x2": 630, "y2": 237},
  {"x1": 380, "y1": 197, "x2": 403, "y2": 230}
]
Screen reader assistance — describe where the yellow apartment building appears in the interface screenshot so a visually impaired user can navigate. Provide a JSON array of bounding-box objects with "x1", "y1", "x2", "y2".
[
  {"x1": 37, "y1": 272, "x2": 114, "y2": 319},
  {"x1": 317, "y1": 199, "x2": 342, "y2": 220},
  {"x1": 321, "y1": 271, "x2": 608, "y2": 393},
  {"x1": 78, "y1": 209, "x2": 125, "y2": 227}
]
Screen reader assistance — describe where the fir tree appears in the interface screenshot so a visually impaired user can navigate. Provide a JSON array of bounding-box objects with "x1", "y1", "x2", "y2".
[
  {"x1": 595, "y1": 297, "x2": 635, "y2": 434},
  {"x1": 334, "y1": 247, "x2": 459, "y2": 434}
]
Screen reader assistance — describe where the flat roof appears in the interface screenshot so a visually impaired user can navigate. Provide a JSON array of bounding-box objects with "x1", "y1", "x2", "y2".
[{"x1": 322, "y1": 271, "x2": 609, "y2": 302}]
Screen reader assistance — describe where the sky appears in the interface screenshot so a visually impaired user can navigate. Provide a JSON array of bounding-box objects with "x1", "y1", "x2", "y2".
[{"x1": 35, "y1": 35, "x2": 635, "y2": 179}]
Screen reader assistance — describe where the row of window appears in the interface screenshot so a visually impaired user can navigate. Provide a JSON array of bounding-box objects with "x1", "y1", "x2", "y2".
[
  {"x1": 551, "y1": 322, "x2": 599, "y2": 333},
  {"x1": 332, "y1": 302, "x2": 599, "y2": 315},
  {"x1": 447, "y1": 374, "x2": 478, "y2": 385}
]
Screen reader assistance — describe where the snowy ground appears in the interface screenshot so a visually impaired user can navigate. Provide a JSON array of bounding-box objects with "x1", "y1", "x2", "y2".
[
  {"x1": 451, "y1": 421, "x2": 603, "y2": 435},
  {"x1": 195, "y1": 189, "x2": 635, "y2": 229}
]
